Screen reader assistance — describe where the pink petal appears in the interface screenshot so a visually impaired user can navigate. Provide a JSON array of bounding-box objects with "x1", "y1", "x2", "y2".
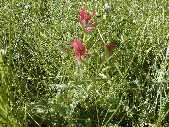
[{"x1": 71, "y1": 39, "x2": 87, "y2": 61}]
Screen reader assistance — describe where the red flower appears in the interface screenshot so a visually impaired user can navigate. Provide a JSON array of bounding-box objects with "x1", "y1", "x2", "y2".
[
  {"x1": 105, "y1": 42, "x2": 117, "y2": 55},
  {"x1": 79, "y1": 9, "x2": 91, "y2": 24},
  {"x1": 71, "y1": 39, "x2": 87, "y2": 61},
  {"x1": 78, "y1": 9, "x2": 96, "y2": 33}
]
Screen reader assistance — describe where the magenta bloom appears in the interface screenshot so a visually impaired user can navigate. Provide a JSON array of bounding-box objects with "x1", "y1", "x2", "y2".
[
  {"x1": 71, "y1": 39, "x2": 87, "y2": 61},
  {"x1": 105, "y1": 42, "x2": 117, "y2": 55},
  {"x1": 79, "y1": 9, "x2": 91, "y2": 23},
  {"x1": 79, "y1": 9, "x2": 96, "y2": 33}
]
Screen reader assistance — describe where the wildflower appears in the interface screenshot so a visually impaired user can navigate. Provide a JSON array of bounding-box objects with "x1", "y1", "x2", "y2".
[
  {"x1": 84, "y1": 24, "x2": 95, "y2": 33},
  {"x1": 78, "y1": 9, "x2": 96, "y2": 33},
  {"x1": 104, "y1": 3, "x2": 111, "y2": 13},
  {"x1": 71, "y1": 39, "x2": 87, "y2": 61},
  {"x1": 105, "y1": 42, "x2": 117, "y2": 55},
  {"x1": 79, "y1": 9, "x2": 91, "y2": 24}
]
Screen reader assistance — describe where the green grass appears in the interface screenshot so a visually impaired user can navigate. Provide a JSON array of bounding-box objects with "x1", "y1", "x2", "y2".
[{"x1": 0, "y1": 0, "x2": 169, "y2": 126}]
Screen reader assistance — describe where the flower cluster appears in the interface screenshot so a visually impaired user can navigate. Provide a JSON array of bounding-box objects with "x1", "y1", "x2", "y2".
[
  {"x1": 71, "y1": 7, "x2": 117, "y2": 63},
  {"x1": 105, "y1": 42, "x2": 117, "y2": 56},
  {"x1": 78, "y1": 9, "x2": 96, "y2": 33},
  {"x1": 71, "y1": 39, "x2": 87, "y2": 61}
]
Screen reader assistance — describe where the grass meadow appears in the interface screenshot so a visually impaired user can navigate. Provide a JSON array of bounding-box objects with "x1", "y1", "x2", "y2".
[{"x1": 0, "y1": 0, "x2": 169, "y2": 126}]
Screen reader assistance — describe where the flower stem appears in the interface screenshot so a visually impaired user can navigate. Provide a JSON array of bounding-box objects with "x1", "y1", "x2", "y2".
[{"x1": 76, "y1": 60, "x2": 83, "y2": 79}]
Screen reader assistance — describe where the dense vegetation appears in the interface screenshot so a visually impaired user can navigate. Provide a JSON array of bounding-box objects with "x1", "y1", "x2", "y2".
[{"x1": 0, "y1": 0, "x2": 169, "y2": 126}]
